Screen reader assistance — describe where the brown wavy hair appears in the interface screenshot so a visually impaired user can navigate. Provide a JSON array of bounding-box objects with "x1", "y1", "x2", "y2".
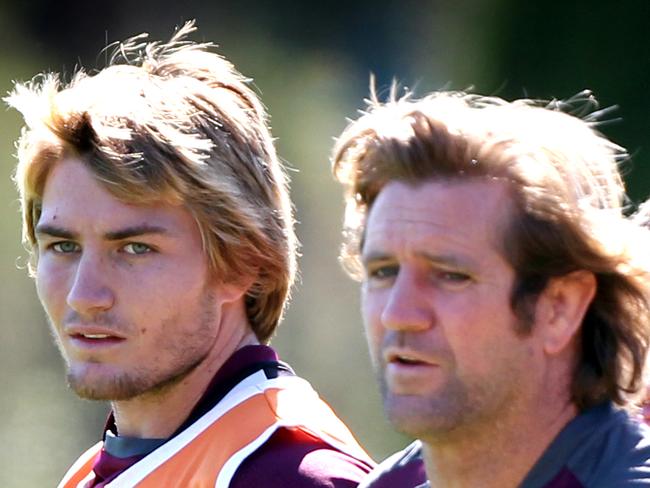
[
  {"x1": 7, "y1": 21, "x2": 297, "y2": 343},
  {"x1": 332, "y1": 88, "x2": 650, "y2": 410}
]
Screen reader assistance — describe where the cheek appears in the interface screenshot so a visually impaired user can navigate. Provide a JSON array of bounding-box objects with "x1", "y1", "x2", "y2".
[
  {"x1": 361, "y1": 289, "x2": 384, "y2": 352},
  {"x1": 35, "y1": 261, "x2": 69, "y2": 317},
  {"x1": 446, "y1": 302, "x2": 519, "y2": 369},
  {"x1": 446, "y1": 286, "x2": 506, "y2": 322},
  {"x1": 134, "y1": 258, "x2": 209, "y2": 300},
  {"x1": 132, "y1": 276, "x2": 209, "y2": 329}
]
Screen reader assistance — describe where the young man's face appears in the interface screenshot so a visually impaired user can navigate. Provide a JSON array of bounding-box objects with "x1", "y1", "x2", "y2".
[
  {"x1": 34, "y1": 157, "x2": 240, "y2": 401},
  {"x1": 361, "y1": 178, "x2": 547, "y2": 441}
]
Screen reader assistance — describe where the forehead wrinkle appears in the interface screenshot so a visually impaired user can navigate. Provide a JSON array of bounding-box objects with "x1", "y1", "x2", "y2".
[
  {"x1": 364, "y1": 231, "x2": 482, "y2": 272},
  {"x1": 365, "y1": 213, "x2": 483, "y2": 256},
  {"x1": 363, "y1": 180, "x2": 515, "y2": 270}
]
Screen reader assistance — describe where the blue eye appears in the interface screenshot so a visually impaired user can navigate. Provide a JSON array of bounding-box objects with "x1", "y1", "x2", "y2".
[
  {"x1": 123, "y1": 243, "x2": 152, "y2": 255},
  {"x1": 52, "y1": 241, "x2": 80, "y2": 253}
]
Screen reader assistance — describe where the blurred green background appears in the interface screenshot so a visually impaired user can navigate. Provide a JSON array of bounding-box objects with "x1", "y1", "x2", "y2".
[{"x1": 1, "y1": 1, "x2": 649, "y2": 485}]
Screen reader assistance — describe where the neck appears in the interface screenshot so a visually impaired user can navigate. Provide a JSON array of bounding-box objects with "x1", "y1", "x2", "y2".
[
  {"x1": 112, "y1": 301, "x2": 258, "y2": 439},
  {"x1": 421, "y1": 398, "x2": 576, "y2": 488}
]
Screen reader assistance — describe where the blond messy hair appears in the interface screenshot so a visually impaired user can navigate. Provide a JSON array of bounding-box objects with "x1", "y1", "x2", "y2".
[
  {"x1": 332, "y1": 88, "x2": 650, "y2": 410},
  {"x1": 7, "y1": 21, "x2": 297, "y2": 343}
]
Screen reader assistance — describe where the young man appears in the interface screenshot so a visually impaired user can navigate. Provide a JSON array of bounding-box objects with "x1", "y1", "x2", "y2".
[
  {"x1": 7, "y1": 22, "x2": 373, "y2": 488},
  {"x1": 332, "y1": 90, "x2": 650, "y2": 487}
]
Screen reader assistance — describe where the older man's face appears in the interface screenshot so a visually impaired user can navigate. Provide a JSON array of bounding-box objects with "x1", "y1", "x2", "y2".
[{"x1": 361, "y1": 178, "x2": 546, "y2": 441}]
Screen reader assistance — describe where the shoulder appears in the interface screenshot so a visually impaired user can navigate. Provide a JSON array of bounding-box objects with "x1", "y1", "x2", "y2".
[
  {"x1": 231, "y1": 427, "x2": 374, "y2": 488},
  {"x1": 358, "y1": 441, "x2": 427, "y2": 488},
  {"x1": 570, "y1": 406, "x2": 650, "y2": 486}
]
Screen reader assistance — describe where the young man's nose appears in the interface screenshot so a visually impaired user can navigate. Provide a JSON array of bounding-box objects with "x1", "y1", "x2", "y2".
[{"x1": 66, "y1": 253, "x2": 115, "y2": 315}]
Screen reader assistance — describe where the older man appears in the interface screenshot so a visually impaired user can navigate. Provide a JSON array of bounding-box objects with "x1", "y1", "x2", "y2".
[{"x1": 333, "y1": 90, "x2": 650, "y2": 487}]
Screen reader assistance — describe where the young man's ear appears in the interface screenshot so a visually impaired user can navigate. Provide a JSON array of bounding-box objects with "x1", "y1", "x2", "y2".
[
  {"x1": 210, "y1": 273, "x2": 256, "y2": 306},
  {"x1": 534, "y1": 270, "x2": 597, "y2": 355}
]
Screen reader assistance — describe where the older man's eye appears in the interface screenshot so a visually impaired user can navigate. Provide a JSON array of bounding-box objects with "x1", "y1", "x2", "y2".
[
  {"x1": 368, "y1": 265, "x2": 399, "y2": 280},
  {"x1": 440, "y1": 271, "x2": 470, "y2": 282},
  {"x1": 435, "y1": 270, "x2": 473, "y2": 289}
]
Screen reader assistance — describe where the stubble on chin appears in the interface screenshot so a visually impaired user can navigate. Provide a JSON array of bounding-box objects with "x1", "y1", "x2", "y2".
[
  {"x1": 66, "y1": 356, "x2": 207, "y2": 401},
  {"x1": 67, "y1": 366, "x2": 147, "y2": 401},
  {"x1": 377, "y1": 364, "x2": 476, "y2": 442}
]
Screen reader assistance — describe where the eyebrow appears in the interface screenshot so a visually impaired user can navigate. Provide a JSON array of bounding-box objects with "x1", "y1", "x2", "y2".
[
  {"x1": 34, "y1": 224, "x2": 169, "y2": 241},
  {"x1": 360, "y1": 251, "x2": 392, "y2": 267},
  {"x1": 34, "y1": 224, "x2": 76, "y2": 240},
  {"x1": 361, "y1": 250, "x2": 475, "y2": 269},
  {"x1": 104, "y1": 225, "x2": 169, "y2": 241}
]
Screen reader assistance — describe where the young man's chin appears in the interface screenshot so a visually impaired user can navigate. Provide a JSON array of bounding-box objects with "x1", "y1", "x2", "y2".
[
  {"x1": 66, "y1": 358, "x2": 203, "y2": 401},
  {"x1": 66, "y1": 365, "x2": 149, "y2": 401}
]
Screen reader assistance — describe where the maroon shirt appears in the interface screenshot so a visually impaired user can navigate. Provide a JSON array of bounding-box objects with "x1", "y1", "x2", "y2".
[
  {"x1": 88, "y1": 345, "x2": 374, "y2": 487},
  {"x1": 363, "y1": 403, "x2": 650, "y2": 487}
]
